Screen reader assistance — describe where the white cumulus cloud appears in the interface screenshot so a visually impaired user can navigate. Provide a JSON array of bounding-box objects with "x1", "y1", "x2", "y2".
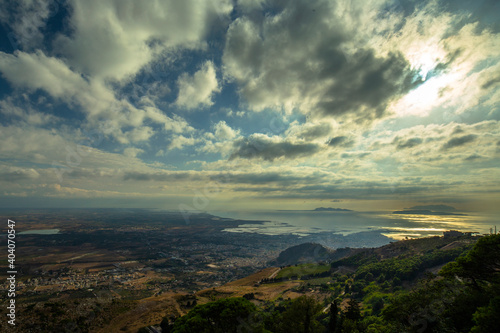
[{"x1": 175, "y1": 61, "x2": 220, "y2": 109}]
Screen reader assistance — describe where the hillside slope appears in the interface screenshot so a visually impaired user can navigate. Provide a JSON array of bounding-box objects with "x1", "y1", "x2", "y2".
[
  {"x1": 134, "y1": 233, "x2": 484, "y2": 332},
  {"x1": 150, "y1": 233, "x2": 500, "y2": 333}
]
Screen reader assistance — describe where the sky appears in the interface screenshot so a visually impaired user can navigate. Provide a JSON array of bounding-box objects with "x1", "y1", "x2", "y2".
[{"x1": 0, "y1": 0, "x2": 499, "y2": 215}]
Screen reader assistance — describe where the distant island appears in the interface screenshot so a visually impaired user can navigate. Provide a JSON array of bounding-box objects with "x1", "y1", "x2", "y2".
[{"x1": 313, "y1": 207, "x2": 353, "y2": 212}]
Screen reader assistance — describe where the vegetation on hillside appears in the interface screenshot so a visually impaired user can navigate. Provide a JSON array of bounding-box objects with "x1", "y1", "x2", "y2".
[{"x1": 148, "y1": 234, "x2": 500, "y2": 333}]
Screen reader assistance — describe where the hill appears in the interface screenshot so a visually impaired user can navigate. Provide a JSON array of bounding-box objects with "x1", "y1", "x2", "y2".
[{"x1": 271, "y1": 242, "x2": 335, "y2": 266}]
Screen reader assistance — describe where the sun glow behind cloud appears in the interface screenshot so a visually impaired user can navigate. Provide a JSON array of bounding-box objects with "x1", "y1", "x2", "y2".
[
  {"x1": 393, "y1": 72, "x2": 459, "y2": 116},
  {"x1": 388, "y1": 30, "x2": 460, "y2": 117},
  {"x1": 407, "y1": 43, "x2": 448, "y2": 82}
]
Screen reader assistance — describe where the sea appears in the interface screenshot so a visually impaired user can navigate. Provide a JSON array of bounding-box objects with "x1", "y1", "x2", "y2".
[{"x1": 210, "y1": 210, "x2": 497, "y2": 240}]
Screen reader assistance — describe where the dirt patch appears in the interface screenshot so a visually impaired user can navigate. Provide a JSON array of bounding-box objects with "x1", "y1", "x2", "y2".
[{"x1": 97, "y1": 292, "x2": 184, "y2": 333}]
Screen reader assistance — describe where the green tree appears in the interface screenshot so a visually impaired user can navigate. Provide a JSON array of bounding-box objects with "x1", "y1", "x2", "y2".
[
  {"x1": 171, "y1": 297, "x2": 264, "y2": 333},
  {"x1": 328, "y1": 300, "x2": 338, "y2": 333},
  {"x1": 345, "y1": 299, "x2": 361, "y2": 321},
  {"x1": 440, "y1": 234, "x2": 500, "y2": 288},
  {"x1": 160, "y1": 316, "x2": 174, "y2": 333},
  {"x1": 382, "y1": 235, "x2": 500, "y2": 332},
  {"x1": 370, "y1": 297, "x2": 384, "y2": 315},
  {"x1": 341, "y1": 318, "x2": 360, "y2": 333},
  {"x1": 278, "y1": 296, "x2": 323, "y2": 333},
  {"x1": 471, "y1": 297, "x2": 500, "y2": 333}
]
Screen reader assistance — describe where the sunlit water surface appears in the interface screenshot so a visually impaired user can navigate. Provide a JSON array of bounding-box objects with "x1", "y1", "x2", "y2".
[{"x1": 212, "y1": 210, "x2": 496, "y2": 240}]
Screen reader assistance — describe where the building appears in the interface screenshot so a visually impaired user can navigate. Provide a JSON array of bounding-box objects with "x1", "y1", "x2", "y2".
[{"x1": 443, "y1": 230, "x2": 465, "y2": 238}]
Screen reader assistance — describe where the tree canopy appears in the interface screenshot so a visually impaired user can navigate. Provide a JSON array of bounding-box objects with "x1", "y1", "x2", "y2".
[{"x1": 171, "y1": 297, "x2": 264, "y2": 333}]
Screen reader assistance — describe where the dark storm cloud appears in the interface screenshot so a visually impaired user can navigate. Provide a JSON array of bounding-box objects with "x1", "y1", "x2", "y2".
[
  {"x1": 229, "y1": 136, "x2": 322, "y2": 161},
  {"x1": 441, "y1": 134, "x2": 477, "y2": 150},
  {"x1": 315, "y1": 50, "x2": 416, "y2": 120},
  {"x1": 395, "y1": 137, "x2": 423, "y2": 149},
  {"x1": 223, "y1": 0, "x2": 418, "y2": 122}
]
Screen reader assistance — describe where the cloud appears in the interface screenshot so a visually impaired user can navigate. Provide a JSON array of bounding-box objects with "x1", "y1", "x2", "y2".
[
  {"x1": 385, "y1": 4, "x2": 500, "y2": 117},
  {"x1": 481, "y1": 75, "x2": 500, "y2": 90},
  {"x1": 395, "y1": 137, "x2": 423, "y2": 149},
  {"x1": 0, "y1": 166, "x2": 40, "y2": 182},
  {"x1": 223, "y1": 0, "x2": 417, "y2": 122},
  {"x1": 0, "y1": 0, "x2": 51, "y2": 50},
  {"x1": 340, "y1": 152, "x2": 370, "y2": 159},
  {"x1": 121, "y1": 169, "x2": 325, "y2": 186},
  {"x1": 236, "y1": 0, "x2": 267, "y2": 13},
  {"x1": 0, "y1": 51, "x2": 193, "y2": 143},
  {"x1": 0, "y1": 123, "x2": 171, "y2": 181},
  {"x1": 0, "y1": 0, "x2": 498, "y2": 211},
  {"x1": 123, "y1": 148, "x2": 144, "y2": 158},
  {"x1": 0, "y1": 98, "x2": 58, "y2": 125},
  {"x1": 285, "y1": 122, "x2": 333, "y2": 141},
  {"x1": 331, "y1": 121, "x2": 500, "y2": 189},
  {"x1": 0, "y1": 124, "x2": 72, "y2": 163},
  {"x1": 314, "y1": 51, "x2": 415, "y2": 120},
  {"x1": 123, "y1": 170, "x2": 201, "y2": 182},
  {"x1": 0, "y1": 50, "x2": 97, "y2": 98},
  {"x1": 232, "y1": 183, "x2": 433, "y2": 200},
  {"x1": 213, "y1": 120, "x2": 239, "y2": 140},
  {"x1": 464, "y1": 154, "x2": 482, "y2": 161},
  {"x1": 328, "y1": 136, "x2": 354, "y2": 148},
  {"x1": 175, "y1": 61, "x2": 220, "y2": 109},
  {"x1": 229, "y1": 134, "x2": 322, "y2": 161},
  {"x1": 222, "y1": 170, "x2": 327, "y2": 185},
  {"x1": 168, "y1": 135, "x2": 198, "y2": 150},
  {"x1": 198, "y1": 122, "x2": 240, "y2": 157},
  {"x1": 43, "y1": 184, "x2": 148, "y2": 199},
  {"x1": 54, "y1": 0, "x2": 232, "y2": 81},
  {"x1": 442, "y1": 134, "x2": 477, "y2": 150}
]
